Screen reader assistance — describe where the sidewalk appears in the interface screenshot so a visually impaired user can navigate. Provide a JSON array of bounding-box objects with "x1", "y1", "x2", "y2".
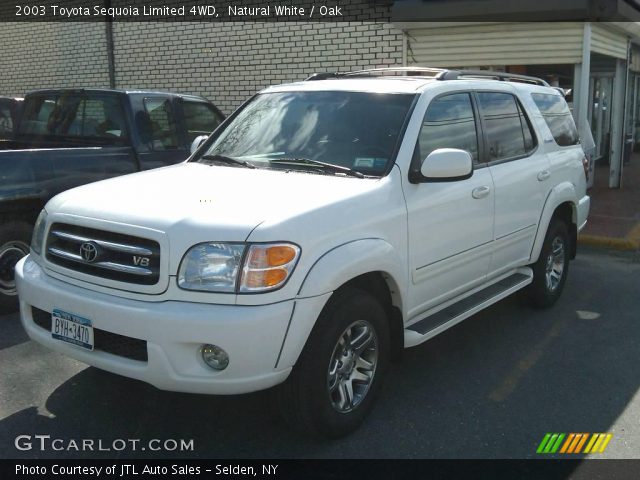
[{"x1": 578, "y1": 153, "x2": 640, "y2": 250}]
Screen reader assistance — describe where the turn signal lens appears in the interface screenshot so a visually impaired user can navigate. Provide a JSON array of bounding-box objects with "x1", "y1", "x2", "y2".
[
  {"x1": 248, "y1": 245, "x2": 297, "y2": 268},
  {"x1": 240, "y1": 243, "x2": 300, "y2": 292},
  {"x1": 243, "y1": 268, "x2": 288, "y2": 288}
]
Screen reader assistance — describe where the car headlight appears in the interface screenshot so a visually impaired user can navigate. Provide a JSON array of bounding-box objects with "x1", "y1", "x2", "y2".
[
  {"x1": 177, "y1": 242, "x2": 300, "y2": 293},
  {"x1": 30, "y1": 209, "x2": 48, "y2": 256}
]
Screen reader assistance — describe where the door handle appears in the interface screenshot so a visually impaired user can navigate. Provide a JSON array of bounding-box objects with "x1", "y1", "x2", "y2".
[
  {"x1": 537, "y1": 170, "x2": 551, "y2": 181},
  {"x1": 472, "y1": 186, "x2": 491, "y2": 199}
]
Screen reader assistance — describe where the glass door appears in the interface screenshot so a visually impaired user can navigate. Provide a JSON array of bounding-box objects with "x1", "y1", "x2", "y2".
[{"x1": 588, "y1": 75, "x2": 614, "y2": 161}]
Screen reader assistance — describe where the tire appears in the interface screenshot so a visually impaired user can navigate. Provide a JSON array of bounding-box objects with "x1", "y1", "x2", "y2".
[
  {"x1": 277, "y1": 288, "x2": 389, "y2": 438},
  {"x1": 525, "y1": 218, "x2": 570, "y2": 309},
  {"x1": 0, "y1": 222, "x2": 33, "y2": 314}
]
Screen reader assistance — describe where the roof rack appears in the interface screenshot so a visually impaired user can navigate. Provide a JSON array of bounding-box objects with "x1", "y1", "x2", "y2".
[
  {"x1": 305, "y1": 67, "x2": 447, "y2": 81},
  {"x1": 305, "y1": 67, "x2": 549, "y2": 86},
  {"x1": 439, "y1": 69, "x2": 550, "y2": 86}
]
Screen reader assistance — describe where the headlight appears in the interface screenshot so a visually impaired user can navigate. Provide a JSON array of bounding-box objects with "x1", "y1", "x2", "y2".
[
  {"x1": 178, "y1": 243, "x2": 244, "y2": 292},
  {"x1": 177, "y1": 242, "x2": 300, "y2": 293},
  {"x1": 30, "y1": 209, "x2": 48, "y2": 255}
]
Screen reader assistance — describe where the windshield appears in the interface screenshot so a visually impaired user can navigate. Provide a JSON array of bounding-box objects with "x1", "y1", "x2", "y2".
[
  {"x1": 194, "y1": 91, "x2": 415, "y2": 176},
  {"x1": 18, "y1": 92, "x2": 128, "y2": 142}
]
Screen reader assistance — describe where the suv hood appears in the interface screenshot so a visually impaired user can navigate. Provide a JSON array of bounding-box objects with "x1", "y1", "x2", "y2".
[{"x1": 47, "y1": 162, "x2": 381, "y2": 243}]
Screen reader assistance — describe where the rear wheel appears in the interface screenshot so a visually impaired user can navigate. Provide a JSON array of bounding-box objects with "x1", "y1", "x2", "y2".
[
  {"x1": 277, "y1": 288, "x2": 389, "y2": 438},
  {"x1": 525, "y1": 218, "x2": 570, "y2": 308},
  {"x1": 0, "y1": 222, "x2": 32, "y2": 314}
]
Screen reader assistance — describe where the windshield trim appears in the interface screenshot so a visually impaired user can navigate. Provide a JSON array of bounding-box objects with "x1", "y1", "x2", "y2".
[{"x1": 189, "y1": 90, "x2": 418, "y2": 178}]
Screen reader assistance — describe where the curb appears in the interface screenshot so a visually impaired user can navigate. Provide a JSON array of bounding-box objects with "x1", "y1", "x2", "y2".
[{"x1": 579, "y1": 222, "x2": 640, "y2": 251}]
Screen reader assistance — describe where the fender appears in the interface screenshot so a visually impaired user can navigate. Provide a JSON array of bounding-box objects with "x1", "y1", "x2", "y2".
[
  {"x1": 530, "y1": 181, "x2": 577, "y2": 262},
  {"x1": 297, "y1": 238, "x2": 407, "y2": 303},
  {"x1": 276, "y1": 239, "x2": 407, "y2": 369}
]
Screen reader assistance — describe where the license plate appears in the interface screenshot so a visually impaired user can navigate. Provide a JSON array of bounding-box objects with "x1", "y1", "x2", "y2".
[{"x1": 51, "y1": 309, "x2": 94, "y2": 351}]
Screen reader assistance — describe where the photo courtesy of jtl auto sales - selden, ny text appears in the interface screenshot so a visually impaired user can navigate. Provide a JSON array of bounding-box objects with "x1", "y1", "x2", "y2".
[{"x1": 1, "y1": 0, "x2": 640, "y2": 479}]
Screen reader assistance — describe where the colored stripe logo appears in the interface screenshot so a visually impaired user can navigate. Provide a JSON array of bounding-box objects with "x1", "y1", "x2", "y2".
[{"x1": 537, "y1": 433, "x2": 612, "y2": 454}]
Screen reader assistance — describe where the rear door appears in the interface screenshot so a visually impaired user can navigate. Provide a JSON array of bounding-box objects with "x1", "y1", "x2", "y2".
[{"x1": 477, "y1": 90, "x2": 551, "y2": 277}]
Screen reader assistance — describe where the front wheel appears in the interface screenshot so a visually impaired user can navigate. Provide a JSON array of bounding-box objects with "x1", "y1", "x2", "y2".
[
  {"x1": 277, "y1": 288, "x2": 389, "y2": 438},
  {"x1": 0, "y1": 222, "x2": 33, "y2": 314},
  {"x1": 525, "y1": 218, "x2": 570, "y2": 308}
]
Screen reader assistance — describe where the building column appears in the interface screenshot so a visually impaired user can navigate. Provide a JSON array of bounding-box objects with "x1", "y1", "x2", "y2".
[
  {"x1": 610, "y1": 57, "x2": 628, "y2": 188},
  {"x1": 574, "y1": 23, "x2": 593, "y2": 186}
]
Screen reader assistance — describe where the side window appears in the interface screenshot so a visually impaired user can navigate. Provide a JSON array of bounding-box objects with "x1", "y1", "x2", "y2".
[
  {"x1": 531, "y1": 93, "x2": 580, "y2": 147},
  {"x1": 144, "y1": 98, "x2": 178, "y2": 150},
  {"x1": 183, "y1": 101, "x2": 223, "y2": 143},
  {"x1": 81, "y1": 97, "x2": 127, "y2": 138},
  {"x1": 476, "y1": 92, "x2": 537, "y2": 161},
  {"x1": 0, "y1": 103, "x2": 13, "y2": 136},
  {"x1": 415, "y1": 92, "x2": 479, "y2": 162}
]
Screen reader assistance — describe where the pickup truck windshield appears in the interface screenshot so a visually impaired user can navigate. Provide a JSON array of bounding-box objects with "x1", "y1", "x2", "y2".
[
  {"x1": 195, "y1": 91, "x2": 415, "y2": 176},
  {"x1": 18, "y1": 93, "x2": 128, "y2": 142}
]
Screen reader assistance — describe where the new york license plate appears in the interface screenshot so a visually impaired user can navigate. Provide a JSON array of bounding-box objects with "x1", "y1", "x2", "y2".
[{"x1": 51, "y1": 309, "x2": 94, "y2": 350}]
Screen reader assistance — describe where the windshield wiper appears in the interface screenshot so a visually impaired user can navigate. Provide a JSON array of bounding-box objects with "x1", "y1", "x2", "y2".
[
  {"x1": 270, "y1": 158, "x2": 365, "y2": 178},
  {"x1": 200, "y1": 154, "x2": 256, "y2": 169}
]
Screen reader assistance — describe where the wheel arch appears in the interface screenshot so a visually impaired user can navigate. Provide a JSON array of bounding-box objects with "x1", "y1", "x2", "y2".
[
  {"x1": 279, "y1": 239, "x2": 407, "y2": 369},
  {"x1": 531, "y1": 183, "x2": 578, "y2": 262}
]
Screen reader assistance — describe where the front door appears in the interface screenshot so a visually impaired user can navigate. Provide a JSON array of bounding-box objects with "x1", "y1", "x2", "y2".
[{"x1": 404, "y1": 92, "x2": 494, "y2": 320}]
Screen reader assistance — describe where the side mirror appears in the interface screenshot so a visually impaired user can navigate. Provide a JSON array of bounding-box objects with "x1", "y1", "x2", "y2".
[
  {"x1": 420, "y1": 148, "x2": 473, "y2": 181},
  {"x1": 190, "y1": 135, "x2": 209, "y2": 155}
]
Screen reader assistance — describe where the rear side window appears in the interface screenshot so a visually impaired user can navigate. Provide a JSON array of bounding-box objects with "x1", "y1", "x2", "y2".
[
  {"x1": 19, "y1": 94, "x2": 127, "y2": 140},
  {"x1": 182, "y1": 101, "x2": 223, "y2": 143},
  {"x1": 531, "y1": 93, "x2": 579, "y2": 147},
  {"x1": 0, "y1": 102, "x2": 14, "y2": 136},
  {"x1": 144, "y1": 98, "x2": 178, "y2": 150},
  {"x1": 477, "y1": 92, "x2": 537, "y2": 162},
  {"x1": 415, "y1": 92, "x2": 479, "y2": 162}
]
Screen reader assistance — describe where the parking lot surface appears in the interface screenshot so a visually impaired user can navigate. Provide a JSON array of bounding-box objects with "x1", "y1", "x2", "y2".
[{"x1": 1, "y1": 247, "x2": 639, "y2": 459}]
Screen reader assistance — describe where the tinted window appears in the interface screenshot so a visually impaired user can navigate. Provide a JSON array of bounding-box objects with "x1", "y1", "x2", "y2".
[
  {"x1": 183, "y1": 101, "x2": 223, "y2": 143},
  {"x1": 144, "y1": 98, "x2": 178, "y2": 150},
  {"x1": 0, "y1": 102, "x2": 14, "y2": 136},
  {"x1": 477, "y1": 92, "x2": 536, "y2": 161},
  {"x1": 415, "y1": 93, "x2": 478, "y2": 161},
  {"x1": 20, "y1": 93, "x2": 127, "y2": 140},
  {"x1": 199, "y1": 91, "x2": 415, "y2": 177},
  {"x1": 532, "y1": 93, "x2": 579, "y2": 147}
]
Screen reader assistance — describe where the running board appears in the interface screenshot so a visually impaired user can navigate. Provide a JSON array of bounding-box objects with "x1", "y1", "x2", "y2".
[{"x1": 404, "y1": 268, "x2": 533, "y2": 348}]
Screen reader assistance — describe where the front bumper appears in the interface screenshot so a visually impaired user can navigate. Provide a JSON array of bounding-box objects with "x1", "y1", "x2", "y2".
[{"x1": 16, "y1": 255, "x2": 296, "y2": 395}]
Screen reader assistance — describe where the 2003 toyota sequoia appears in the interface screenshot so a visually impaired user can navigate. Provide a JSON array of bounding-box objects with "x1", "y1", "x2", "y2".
[{"x1": 16, "y1": 68, "x2": 590, "y2": 437}]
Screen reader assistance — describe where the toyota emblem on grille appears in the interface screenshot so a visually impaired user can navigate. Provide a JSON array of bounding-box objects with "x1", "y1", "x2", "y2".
[{"x1": 79, "y1": 242, "x2": 99, "y2": 263}]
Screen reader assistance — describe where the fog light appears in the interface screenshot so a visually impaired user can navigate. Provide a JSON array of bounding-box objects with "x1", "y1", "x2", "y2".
[{"x1": 201, "y1": 344, "x2": 229, "y2": 370}]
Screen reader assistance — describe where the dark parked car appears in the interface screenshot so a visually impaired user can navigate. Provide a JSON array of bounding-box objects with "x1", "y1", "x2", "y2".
[{"x1": 0, "y1": 88, "x2": 224, "y2": 312}]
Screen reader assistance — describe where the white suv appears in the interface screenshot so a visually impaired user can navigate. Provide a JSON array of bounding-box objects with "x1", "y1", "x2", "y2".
[{"x1": 16, "y1": 68, "x2": 590, "y2": 437}]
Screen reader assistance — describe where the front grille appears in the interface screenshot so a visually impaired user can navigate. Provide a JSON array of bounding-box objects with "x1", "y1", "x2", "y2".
[
  {"x1": 45, "y1": 223, "x2": 160, "y2": 285},
  {"x1": 32, "y1": 307, "x2": 148, "y2": 362}
]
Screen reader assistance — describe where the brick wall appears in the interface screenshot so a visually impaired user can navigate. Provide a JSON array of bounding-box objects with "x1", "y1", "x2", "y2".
[
  {"x1": 0, "y1": 21, "x2": 404, "y2": 114},
  {"x1": 113, "y1": 22, "x2": 404, "y2": 114},
  {"x1": 0, "y1": 22, "x2": 111, "y2": 97}
]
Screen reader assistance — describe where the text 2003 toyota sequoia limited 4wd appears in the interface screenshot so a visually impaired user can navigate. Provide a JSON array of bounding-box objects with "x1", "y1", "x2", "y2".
[{"x1": 17, "y1": 68, "x2": 590, "y2": 437}]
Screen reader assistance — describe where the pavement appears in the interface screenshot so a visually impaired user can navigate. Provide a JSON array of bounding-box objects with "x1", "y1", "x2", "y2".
[
  {"x1": 1, "y1": 246, "x2": 639, "y2": 460},
  {"x1": 579, "y1": 156, "x2": 640, "y2": 251}
]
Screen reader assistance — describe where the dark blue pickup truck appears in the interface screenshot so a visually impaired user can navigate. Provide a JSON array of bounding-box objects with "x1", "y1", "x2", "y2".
[{"x1": 0, "y1": 88, "x2": 224, "y2": 311}]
